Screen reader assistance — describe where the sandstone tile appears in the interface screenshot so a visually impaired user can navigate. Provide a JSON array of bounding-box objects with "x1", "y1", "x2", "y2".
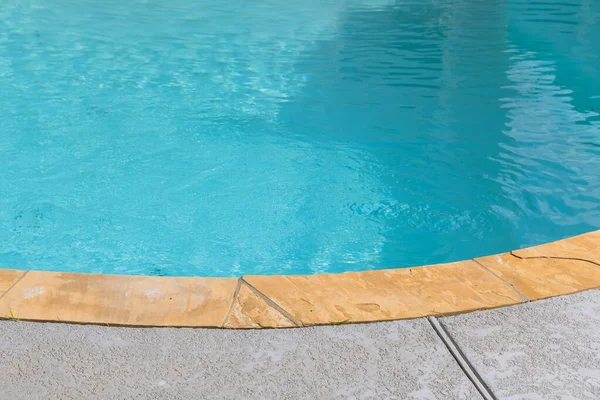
[
  {"x1": 0, "y1": 271, "x2": 237, "y2": 326},
  {"x1": 0, "y1": 269, "x2": 26, "y2": 298},
  {"x1": 244, "y1": 261, "x2": 522, "y2": 325},
  {"x1": 513, "y1": 230, "x2": 600, "y2": 265},
  {"x1": 475, "y1": 252, "x2": 600, "y2": 301},
  {"x1": 224, "y1": 283, "x2": 297, "y2": 329}
]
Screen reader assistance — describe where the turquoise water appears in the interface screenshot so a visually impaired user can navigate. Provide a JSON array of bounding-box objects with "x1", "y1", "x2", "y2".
[{"x1": 1, "y1": 0, "x2": 599, "y2": 277}]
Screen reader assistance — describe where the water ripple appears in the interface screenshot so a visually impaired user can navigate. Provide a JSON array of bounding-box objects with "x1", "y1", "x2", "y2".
[{"x1": 0, "y1": 0, "x2": 598, "y2": 276}]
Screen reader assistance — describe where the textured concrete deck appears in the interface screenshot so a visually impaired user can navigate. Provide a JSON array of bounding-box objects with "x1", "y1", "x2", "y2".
[
  {"x1": 1, "y1": 290, "x2": 599, "y2": 399},
  {"x1": 444, "y1": 289, "x2": 600, "y2": 400},
  {"x1": 0, "y1": 318, "x2": 480, "y2": 399}
]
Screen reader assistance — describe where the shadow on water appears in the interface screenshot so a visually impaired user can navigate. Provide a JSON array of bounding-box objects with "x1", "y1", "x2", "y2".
[{"x1": 276, "y1": 0, "x2": 520, "y2": 267}]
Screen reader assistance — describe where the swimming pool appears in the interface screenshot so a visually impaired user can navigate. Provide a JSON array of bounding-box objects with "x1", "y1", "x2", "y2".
[{"x1": 0, "y1": 0, "x2": 598, "y2": 277}]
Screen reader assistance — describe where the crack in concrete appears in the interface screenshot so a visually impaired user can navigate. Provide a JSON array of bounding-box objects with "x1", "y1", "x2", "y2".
[
  {"x1": 490, "y1": 290, "x2": 520, "y2": 301},
  {"x1": 510, "y1": 252, "x2": 600, "y2": 268}
]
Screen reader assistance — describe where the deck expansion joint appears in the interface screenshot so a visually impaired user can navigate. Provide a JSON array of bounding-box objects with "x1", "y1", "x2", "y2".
[{"x1": 428, "y1": 316, "x2": 498, "y2": 400}]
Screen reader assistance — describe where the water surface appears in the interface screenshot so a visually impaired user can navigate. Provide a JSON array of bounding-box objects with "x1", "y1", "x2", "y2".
[{"x1": 1, "y1": 0, "x2": 599, "y2": 276}]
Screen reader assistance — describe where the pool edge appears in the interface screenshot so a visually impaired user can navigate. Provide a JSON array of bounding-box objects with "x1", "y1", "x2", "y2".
[{"x1": 0, "y1": 230, "x2": 598, "y2": 328}]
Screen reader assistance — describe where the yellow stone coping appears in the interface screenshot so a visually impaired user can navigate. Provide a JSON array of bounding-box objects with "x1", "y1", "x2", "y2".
[{"x1": 0, "y1": 230, "x2": 598, "y2": 328}]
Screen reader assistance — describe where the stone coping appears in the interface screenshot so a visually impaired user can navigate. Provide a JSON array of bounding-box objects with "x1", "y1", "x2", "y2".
[{"x1": 0, "y1": 230, "x2": 598, "y2": 328}]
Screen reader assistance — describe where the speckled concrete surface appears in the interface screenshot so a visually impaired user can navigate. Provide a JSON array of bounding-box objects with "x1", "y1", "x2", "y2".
[
  {"x1": 0, "y1": 319, "x2": 480, "y2": 400},
  {"x1": 443, "y1": 289, "x2": 600, "y2": 400},
  {"x1": 2, "y1": 290, "x2": 599, "y2": 399}
]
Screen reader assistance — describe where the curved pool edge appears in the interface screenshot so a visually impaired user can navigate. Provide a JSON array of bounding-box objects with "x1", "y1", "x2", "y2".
[{"x1": 0, "y1": 230, "x2": 598, "y2": 328}]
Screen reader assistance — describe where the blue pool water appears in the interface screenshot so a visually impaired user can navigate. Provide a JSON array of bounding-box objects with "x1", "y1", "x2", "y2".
[{"x1": 1, "y1": 0, "x2": 599, "y2": 277}]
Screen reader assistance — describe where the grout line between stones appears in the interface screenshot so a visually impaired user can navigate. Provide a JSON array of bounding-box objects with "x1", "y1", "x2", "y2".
[
  {"x1": 428, "y1": 316, "x2": 497, "y2": 400},
  {"x1": 0, "y1": 271, "x2": 29, "y2": 303},
  {"x1": 241, "y1": 277, "x2": 304, "y2": 327},
  {"x1": 472, "y1": 259, "x2": 529, "y2": 303},
  {"x1": 221, "y1": 278, "x2": 243, "y2": 328}
]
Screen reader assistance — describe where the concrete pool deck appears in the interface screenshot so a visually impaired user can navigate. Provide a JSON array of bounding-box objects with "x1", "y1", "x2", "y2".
[
  {"x1": 1, "y1": 288, "x2": 599, "y2": 399},
  {"x1": 0, "y1": 230, "x2": 598, "y2": 327}
]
